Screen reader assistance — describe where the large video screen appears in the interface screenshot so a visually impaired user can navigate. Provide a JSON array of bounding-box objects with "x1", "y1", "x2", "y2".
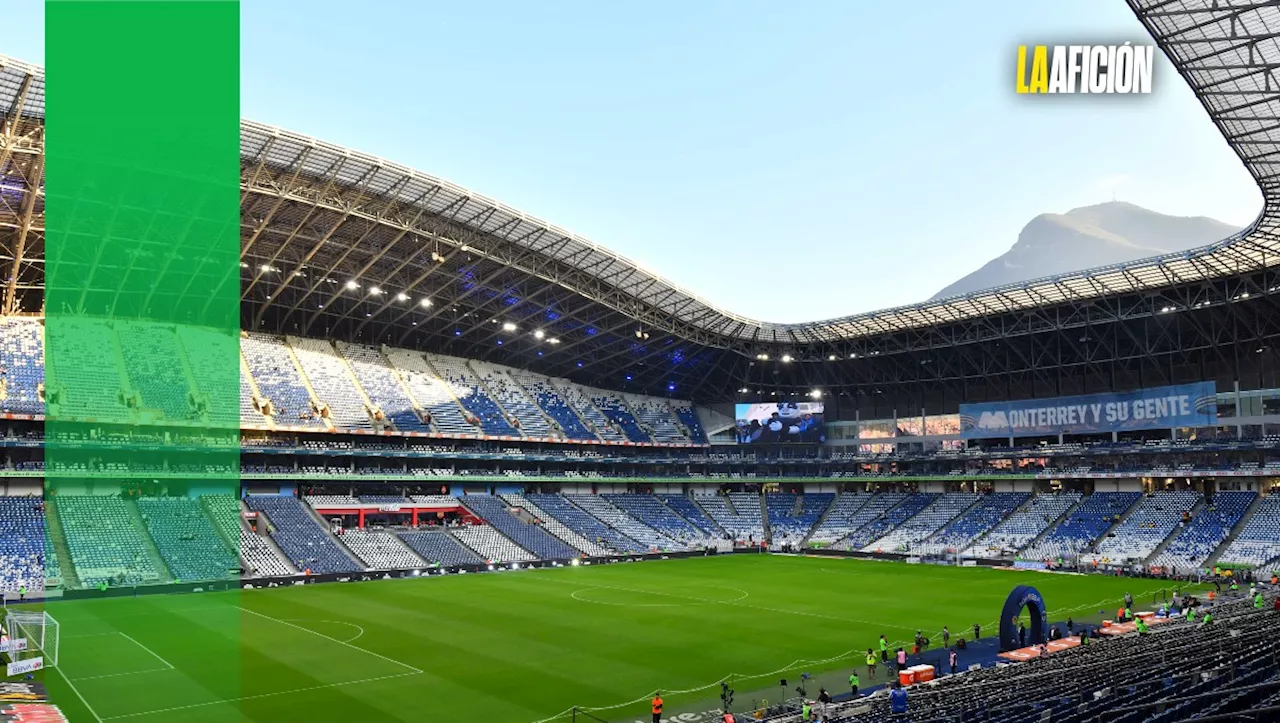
[{"x1": 734, "y1": 402, "x2": 825, "y2": 444}]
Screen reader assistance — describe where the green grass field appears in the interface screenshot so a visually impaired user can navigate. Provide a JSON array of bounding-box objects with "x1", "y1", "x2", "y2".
[{"x1": 29, "y1": 555, "x2": 1194, "y2": 722}]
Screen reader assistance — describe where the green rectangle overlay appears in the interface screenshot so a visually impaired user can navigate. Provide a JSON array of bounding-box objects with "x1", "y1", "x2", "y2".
[{"x1": 44, "y1": 1, "x2": 241, "y2": 718}]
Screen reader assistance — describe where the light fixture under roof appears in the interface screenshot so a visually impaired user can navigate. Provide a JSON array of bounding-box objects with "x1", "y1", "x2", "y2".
[
  {"x1": 420, "y1": 298, "x2": 432, "y2": 307},
  {"x1": 369, "y1": 286, "x2": 383, "y2": 296},
  {"x1": 502, "y1": 322, "x2": 517, "y2": 332},
  {"x1": 345, "y1": 280, "x2": 359, "y2": 290},
  {"x1": 534, "y1": 330, "x2": 545, "y2": 339},
  {"x1": 396, "y1": 292, "x2": 409, "y2": 301}
]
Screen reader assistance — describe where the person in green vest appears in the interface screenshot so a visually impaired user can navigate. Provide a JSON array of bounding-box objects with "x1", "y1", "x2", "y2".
[
  {"x1": 1201, "y1": 611, "x2": 1213, "y2": 625},
  {"x1": 1135, "y1": 617, "x2": 1148, "y2": 635},
  {"x1": 879, "y1": 634, "x2": 889, "y2": 663},
  {"x1": 1230, "y1": 580, "x2": 1239, "y2": 593},
  {"x1": 801, "y1": 700, "x2": 812, "y2": 722},
  {"x1": 1124, "y1": 606, "x2": 1132, "y2": 622},
  {"x1": 849, "y1": 670, "x2": 860, "y2": 697},
  {"x1": 1186, "y1": 606, "x2": 1196, "y2": 622},
  {"x1": 1256, "y1": 592, "x2": 1265, "y2": 609},
  {"x1": 865, "y1": 649, "x2": 877, "y2": 680},
  {"x1": 17, "y1": 585, "x2": 25, "y2": 603}
]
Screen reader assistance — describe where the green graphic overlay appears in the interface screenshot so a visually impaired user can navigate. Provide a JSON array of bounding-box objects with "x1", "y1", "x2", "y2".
[{"x1": 44, "y1": 0, "x2": 241, "y2": 717}]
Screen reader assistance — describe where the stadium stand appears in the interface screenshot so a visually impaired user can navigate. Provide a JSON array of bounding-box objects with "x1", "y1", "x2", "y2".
[
  {"x1": 289, "y1": 336, "x2": 374, "y2": 430},
  {"x1": 241, "y1": 333, "x2": 325, "y2": 427},
  {"x1": 841, "y1": 493, "x2": 938, "y2": 551},
  {"x1": 509, "y1": 370, "x2": 599, "y2": 441},
  {"x1": 865, "y1": 492, "x2": 978, "y2": 552},
  {"x1": 804, "y1": 492, "x2": 873, "y2": 545},
  {"x1": 603, "y1": 494, "x2": 712, "y2": 546},
  {"x1": 337, "y1": 342, "x2": 431, "y2": 432},
  {"x1": 383, "y1": 347, "x2": 474, "y2": 435},
  {"x1": 1084, "y1": 490, "x2": 1200, "y2": 565},
  {"x1": 243, "y1": 495, "x2": 361, "y2": 574},
  {"x1": 116, "y1": 323, "x2": 194, "y2": 421},
  {"x1": 0, "y1": 496, "x2": 46, "y2": 592},
  {"x1": 1020, "y1": 491, "x2": 1142, "y2": 561},
  {"x1": 919, "y1": 491, "x2": 1028, "y2": 555},
  {"x1": 43, "y1": 318, "x2": 128, "y2": 420},
  {"x1": 469, "y1": 361, "x2": 555, "y2": 438},
  {"x1": 656, "y1": 494, "x2": 723, "y2": 537},
  {"x1": 590, "y1": 393, "x2": 651, "y2": 443},
  {"x1": 1150, "y1": 490, "x2": 1256, "y2": 571},
  {"x1": 766, "y1": 492, "x2": 834, "y2": 544},
  {"x1": 557, "y1": 382, "x2": 626, "y2": 442},
  {"x1": 175, "y1": 325, "x2": 241, "y2": 427},
  {"x1": 239, "y1": 529, "x2": 295, "y2": 577},
  {"x1": 427, "y1": 354, "x2": 521, "y2": 437},
  {"x1": 0, "y1": 318, "x2": 44, "y2": 415},
  {"x1": 673, "y1": 404, "x2": 708, "y2": 444},
  {"x1": 1218, "y1": 494, "x2": 1280, "y2": 569},
  {"x1": 339, "y1": 528, "x2": 425, "y2": 569},
  {"x1": 964, "y1": 491, "x2": 1082, "y2": 558},
  {"x1": 398, "y1": 530, "x2": 487, "y2": 567},
  {"x1": 628, "y1": 396, "x2": 689, "y2": 444},
  {"x1": 525, "y1": 493, "x2": 646, "y2": 553},
  {"x1": 697, "y1": 493, "x2": 761, "y2": 541},
  {"x1": 136, "y1": 497, "x2": 237, "y2": 582},
  {"x1": 503, "y1": 494, "x2": 608, "y2": 556},
  {"x1": 565, "y1": 494, "x2": 679, "y2": 550},
  {"x1": 451, "y1": 525, "x2": 536, "y2": 563},
  {"x1": 56, "y1": 496, "x2": 162, "y2": 586},
  {"x1": 462, "y1": 495, "x2": 581, "y2": 558}
]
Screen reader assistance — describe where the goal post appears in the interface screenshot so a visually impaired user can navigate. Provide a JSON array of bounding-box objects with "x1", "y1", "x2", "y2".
[{"x1": 3, "y1": 610, "x2": 59, "y2": 676}]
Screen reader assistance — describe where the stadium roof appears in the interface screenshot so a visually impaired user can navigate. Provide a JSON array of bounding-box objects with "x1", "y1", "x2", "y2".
[{"x1": 3, "y1": 0, "x2": 1280, "y2": 401}]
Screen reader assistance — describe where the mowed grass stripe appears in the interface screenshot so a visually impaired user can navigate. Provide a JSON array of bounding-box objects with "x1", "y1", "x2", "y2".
[{"x1": 43, "y1": 556, "x2": 1196, "y2": 722}]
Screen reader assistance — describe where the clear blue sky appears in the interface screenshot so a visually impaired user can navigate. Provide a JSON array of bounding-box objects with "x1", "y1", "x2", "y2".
[{"x1": 9, "y1": 0, "x2": 1262, "y2": 323}]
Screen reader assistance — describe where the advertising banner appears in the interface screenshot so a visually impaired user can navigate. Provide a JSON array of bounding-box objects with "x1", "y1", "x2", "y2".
[
  {"x1": 5, "y1": 658, "x2": 42, "y2": 677},
  {"x1": 959, "y1": 382, "x2": 1216, "y2": 438}
]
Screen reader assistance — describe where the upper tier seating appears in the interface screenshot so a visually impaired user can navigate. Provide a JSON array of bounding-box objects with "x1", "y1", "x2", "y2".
[
  {"x1": 383, "y1": 348, "x2": 474, "y2": 436},
  {"x1": 673, "y1": 405, "x2": 708, "y2": 444},
  {"x1": 591, "y1": 394, "x2": 651, "y2": 443},
  {"x1": 57, "y1": 496, "x2": 161, "y2": 586},
  {"x1": 174, "y1": 325, "x2": 241, "y2": 428},
  {"x1": 525, "y1": 494, "x2": 645, "y2": 553},
  {"x1": 239, "y1": 369, "x2": 263, "y2": 425},
  {"x1": 469, "y1": 361, "x2": 554, "y2": 438},
  {"x1": 1218, "y1": 494, "x2": 1280, "y2": 568},
  {"x1": 964, "y1": 491, "x2": 1082, "y2": 558},
  {"x1": 865, "y1": 493, "x2": 978, "y2": 552},
  {"x1": 44, "y1": 319, "x2": 129, "y2": 420},
  {"x1": 427, "y1": 355, "x2": 521, "y2": 437},
  {"x1": 241, "y1": 333, "x2": 324, "y2": 427},
  {"x1": 398, "y1": 530, "x2": 486, "y2": 566},
  {"x1": 0, "y1": 496, "x2": 46, "y2": 591},
  {"x1": 239, "y1": 529, "x2": 294, "y2": 577},
  {"x1": 919, "y1": 491, "x2": 1028, "y2": 554},
  {"x1": 509, "y1": 371, "x2": 598, "y2": 441},
  {"x1": 502, "y1": 494, "x2": 608, "y2": 555},
  {"x1": 656, "y1": 494, "x2": 722, "y2": 537},
  {"x1": 137, "y1": 497, "x2": 237, "y2": 582},
  {"x1": 841, "y1": 493, "x2": 938, "y2": 550},
  {"x1": 1151, "y1": 490, "x2": 1256, "y2": 571},
  {"x1": 339, "y1": 528, "x2": 424, "y2": 569},
  {"x1": 462, "y1": 495, "x2": 580, "y2": 559},
  {"x1": 337, "y1": 343, "x2": 430, "y2": 432},
  {"x1": 244, "y1": 495, "x2": 359, "y2": 574},
  {"x1": 451, "y1": 525, "x2": 536, "y2": 563},
  {"x1": 1022, "y1": 491, "x2": 1142, "y2": 560},
  {"x1": 117, "y1": 323, "x2": 194, "y2": 421},
  {"x1": 628, "y1": 397, "x2": 689, "y2": 444},
  {"x1": 565, "y1": 494, "x2": 680, "y2": 550},
  {"x1": 603, "y1": 494, "x2": 710, "y2": 546},
  {"x1": 557, "y1": 383, "x2": 626, "y2": 442},
  {"x1": 0, "y1": 318, "x2": 44, "y2": 415},
  {"x1": 1087, "y1": 490, "x2": 1200, "y2": 564},
  {"x1": 289, "y1": 336, "x2": 373, "y2": 430}
]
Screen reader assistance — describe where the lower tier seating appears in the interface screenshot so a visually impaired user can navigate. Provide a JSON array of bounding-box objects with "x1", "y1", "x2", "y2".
[{"x1": 244, "y1": 495, "x2": 360, "y2": 574}]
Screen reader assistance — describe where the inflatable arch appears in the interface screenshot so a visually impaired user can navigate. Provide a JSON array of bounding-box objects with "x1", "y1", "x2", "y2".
[{"x1": 999, "y1": 585, "x2": 1048, "y2": 652}]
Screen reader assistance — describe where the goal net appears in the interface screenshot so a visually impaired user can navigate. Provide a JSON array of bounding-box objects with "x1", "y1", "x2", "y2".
[{"x1": 2, "y1": 610, "x2": 58, "y2": 677}]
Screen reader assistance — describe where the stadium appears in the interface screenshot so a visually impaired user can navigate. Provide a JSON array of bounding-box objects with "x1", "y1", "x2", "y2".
[{"x1": 4, "y1": 1, "x2": 1280, "y2": 721}]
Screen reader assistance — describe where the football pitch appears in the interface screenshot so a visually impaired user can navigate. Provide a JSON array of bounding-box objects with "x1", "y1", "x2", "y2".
[{"x1": 31, "y1": 555, "x2": 1193, "y2": 722}]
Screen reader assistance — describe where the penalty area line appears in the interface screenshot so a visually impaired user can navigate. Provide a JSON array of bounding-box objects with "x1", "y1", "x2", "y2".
[{"x1": 236, "y1": 606, "x2": 422, "y2": 674}]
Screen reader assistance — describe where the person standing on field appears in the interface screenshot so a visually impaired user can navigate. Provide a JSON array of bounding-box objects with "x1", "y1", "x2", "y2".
[
  {"x1": 651, "y1": 692, "x2": 663, "y2": 723},
  {"x1": 879, "y1": 634, "x2": 889, "y2": 663},
  {"x1": 849, "y1": 670, "x2": 860, "y2": 696},
  {"x1": 865, "y1": 649, "x2": 877, "y2": 680},
  {"x1": 942, "y1": 625, "x2": 950, "y2": 648},
  {"x1": 972, "y1": 622, "x2": 981, "y2": 640}
]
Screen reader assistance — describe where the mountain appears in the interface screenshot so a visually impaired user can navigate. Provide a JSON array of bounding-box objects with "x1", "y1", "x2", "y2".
[{"x1": 930, "y1": 202, "x2": 1243, "y2": 300}]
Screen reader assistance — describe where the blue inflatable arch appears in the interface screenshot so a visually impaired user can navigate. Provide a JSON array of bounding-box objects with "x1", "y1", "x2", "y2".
[{"x1": 1000, "y1": 585, "x2": 1048, "y2": 652}]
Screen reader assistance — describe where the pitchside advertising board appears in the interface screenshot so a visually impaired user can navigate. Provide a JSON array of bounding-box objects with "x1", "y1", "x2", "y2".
[{"x1": 959, "y1": 382, "x2": 1217, "y2": 439}]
